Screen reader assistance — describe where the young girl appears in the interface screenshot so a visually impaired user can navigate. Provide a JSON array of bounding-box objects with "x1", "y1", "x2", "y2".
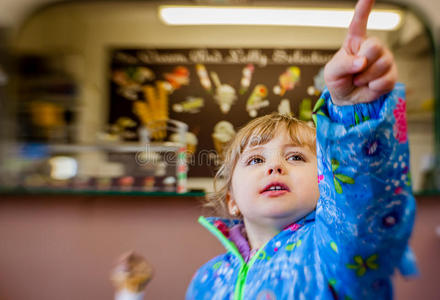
[{"x1": 186, "y1": 1, "x2": 417, "y2": 299}]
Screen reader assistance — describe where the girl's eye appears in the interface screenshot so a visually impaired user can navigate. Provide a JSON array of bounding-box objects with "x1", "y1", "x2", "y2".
[
  {"x1": 287, "y1": 153, "x2": 304, "y2": 162},
  {"x1": 247, "y1": 156, "x2": 264, "y2": 165}
]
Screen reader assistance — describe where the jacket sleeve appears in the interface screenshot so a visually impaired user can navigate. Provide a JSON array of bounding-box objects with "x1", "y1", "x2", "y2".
[
  {"x1": 313, "y1": 83, "x2": 417, "y2": 294},
  {"x1": 185, "y1": 255, "x2": 236, "y2": 300},
  {"x1": 185, "y1": 271, "x2": 198, "y2": 300}
]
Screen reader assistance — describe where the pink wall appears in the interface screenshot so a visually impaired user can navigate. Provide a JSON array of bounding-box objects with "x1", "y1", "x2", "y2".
[
  {"x1": 394, "y1": 197, "x2": 440, "y2": 299},
  {"x1": 0, "y1": 195, "x2": 439, "y2": 299}
]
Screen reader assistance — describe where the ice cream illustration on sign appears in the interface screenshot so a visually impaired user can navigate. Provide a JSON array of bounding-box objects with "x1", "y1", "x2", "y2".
[
  {"x1": 278, "y1": 99, "x2": 292, "y2": 115},
  {"x1": 246, "y1": 84, "x2": 269, "y2": 117},
  {"x1": 239, "y1": 64, "x2": 255, "y2": 95},
  {"x1": 196, "y1": 64, "x2": 212, "y2": 93},
  {"x1": 308, "y1": 67, "x2": 325, "y2": 96},
  {"x1": 212, "y1": 121, "x2": 236, "y2": 160},
  {"x1": 172, "y1": 97, "x2": 204, "y2": 113},
  {"x1": 133, "y1": 81, "x2": 169, "y2": 140},
  {"x1": 163, "y1": 66, "x2": 190, "y2": 91},
  {"x1": 169, "y1": 131, "x2": 199, "y2": 156},
  {"x1": 210, "y1": 71, "x2": 237, "y2": 114},
  {"x1": 273, "y1": 66, "x2": 301, "y2": 96}
]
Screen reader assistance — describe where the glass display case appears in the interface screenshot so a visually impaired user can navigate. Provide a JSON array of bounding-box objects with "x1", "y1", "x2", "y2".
[
  {"x1": 0, "y1": 51, "x2": 191, "y2": 195},
  {"x1": 0, "y1": 141, "x2": 188, "y2": 194}
]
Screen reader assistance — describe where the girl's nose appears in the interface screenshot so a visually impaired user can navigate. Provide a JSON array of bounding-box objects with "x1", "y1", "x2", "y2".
[{"x1": 267, "y1": 164, "x2": 284, "y2": 175}]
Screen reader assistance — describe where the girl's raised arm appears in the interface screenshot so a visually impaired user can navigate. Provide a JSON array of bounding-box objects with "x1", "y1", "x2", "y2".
[{"x1": 312, "y1": 0, "x2": 417, "y2": 297}]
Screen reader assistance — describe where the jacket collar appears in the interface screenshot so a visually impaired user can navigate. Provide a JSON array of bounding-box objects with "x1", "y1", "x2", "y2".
[
  {"x1": 198, "y1": 210, "x2": 316, "y2": 262},
  {"x1": 200, "y1": 210, "x2": 316, "y2": 230}
]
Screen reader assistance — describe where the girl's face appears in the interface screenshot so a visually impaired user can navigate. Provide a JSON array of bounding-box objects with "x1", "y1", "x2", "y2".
[{"x1": 228, "y1": 127, "x2": 319, "y2": 229}]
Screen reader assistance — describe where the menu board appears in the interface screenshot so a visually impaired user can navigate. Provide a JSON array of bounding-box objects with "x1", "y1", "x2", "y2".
[{"x1": 108, "y1": 48, "x2": 335, "y2": 177}]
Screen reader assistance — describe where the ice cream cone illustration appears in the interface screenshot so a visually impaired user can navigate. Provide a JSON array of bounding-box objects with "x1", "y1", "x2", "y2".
[
  {"x1": 246, "y1": 84, "x2": 269, "y2": 117},
  {"x1": 211, "y1": 71, "x2": 237, "y2": 114},
  {"x1": 169, "y1": 131, "x2": 198, "y2": 157},
  {"x1": 212, "y1": 121, "x2": 236, "y2": 160},
  {"x1": 111, "y1": 252, "x2": 153, "y2": 300},
  {"x1": 278, "y1": 99, "x2": 292, "y2": 116},
  {"x1": 308, "y1": 67, "x2": 325, "y2": 96}
]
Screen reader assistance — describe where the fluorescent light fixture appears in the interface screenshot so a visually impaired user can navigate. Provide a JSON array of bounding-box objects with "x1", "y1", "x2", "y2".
[{"x1": 159, "y1": 6, "x2": 402, "y2": 31}]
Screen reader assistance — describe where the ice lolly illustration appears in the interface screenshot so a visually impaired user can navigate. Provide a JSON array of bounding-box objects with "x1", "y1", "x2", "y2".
[
  {"x1": 274, "y1": 66, "x2": 301, "y2": 96},
  {"x1": 299, "y1": 98, "x2": 312, "y2": 121},
  {"x1": 172, "y1": 97, "x2": 204, "y2": 113},
  {"x1": 246, "y1": 84, "x2": 269, "y2": 118},
  {"x1": 239, "y1": 64, "x2": 255, "y2": 95},
  {"x1": 210, "y1": 71, "x2": 237, "y2": 114},
  {"x1": 164, "y1": 66, "x2": 190, "y2": 90},
  {"x1": 196, "y1": 64, "x2": 212, "y2": 93}
]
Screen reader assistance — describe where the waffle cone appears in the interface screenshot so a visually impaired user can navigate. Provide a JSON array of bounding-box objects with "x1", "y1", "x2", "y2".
[{"x1": 213, "y1": 137, "x2": 229, "y2": 160}]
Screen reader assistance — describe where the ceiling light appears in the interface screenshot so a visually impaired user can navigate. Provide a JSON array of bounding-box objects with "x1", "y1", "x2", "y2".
[{"x1": 159, "y1": 6, "x2": 402, "y2": 31}]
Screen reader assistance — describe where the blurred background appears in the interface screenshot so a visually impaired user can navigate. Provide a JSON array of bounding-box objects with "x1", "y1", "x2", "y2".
[{"x1": 0, "y1": 0, "x2": 439, "y2": 299}]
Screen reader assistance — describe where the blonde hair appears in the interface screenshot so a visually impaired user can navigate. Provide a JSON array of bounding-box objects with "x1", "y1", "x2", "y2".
[{"x1": 207, "y1": 113, "x2": 316, "y2": 217}]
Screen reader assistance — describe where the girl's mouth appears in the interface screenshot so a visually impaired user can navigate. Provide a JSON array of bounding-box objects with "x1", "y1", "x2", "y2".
[{"x1": 260, "y1": 182, "x2": 290, "y2": 196}]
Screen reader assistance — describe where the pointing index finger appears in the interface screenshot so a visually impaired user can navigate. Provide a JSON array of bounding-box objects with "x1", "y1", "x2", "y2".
[{"x1": 348, "y1": 0, "x2": 375, "y2": 38}]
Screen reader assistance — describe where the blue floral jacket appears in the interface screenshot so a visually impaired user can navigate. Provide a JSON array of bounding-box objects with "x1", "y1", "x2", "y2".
[{"x1": 186, "y1": 83, "x2": 417, "y2": 300}]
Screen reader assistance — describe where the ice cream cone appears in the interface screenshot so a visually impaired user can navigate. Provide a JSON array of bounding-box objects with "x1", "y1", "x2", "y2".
[{"x1": 111, "y1": 252, "x2": 153, "y2": 300}]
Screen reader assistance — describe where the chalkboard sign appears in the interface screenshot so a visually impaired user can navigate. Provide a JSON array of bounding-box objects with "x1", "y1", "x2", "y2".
[{"x1": 108, "y1": 48, "x2": 335, "y2": 177}]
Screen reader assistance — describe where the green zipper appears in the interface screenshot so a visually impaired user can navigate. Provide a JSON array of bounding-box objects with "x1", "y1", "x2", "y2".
[{"x1": 198, "y1": 216, "x2": 267, "y2": 300}]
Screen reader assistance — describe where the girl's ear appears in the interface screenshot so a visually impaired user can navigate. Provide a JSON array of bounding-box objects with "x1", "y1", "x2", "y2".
[
  {"x1": 226, "y1": 191, "x2": 233, "y2": 214},
  {"x1": 226, "y1": 191, "x2": 240, "y2": 216}
]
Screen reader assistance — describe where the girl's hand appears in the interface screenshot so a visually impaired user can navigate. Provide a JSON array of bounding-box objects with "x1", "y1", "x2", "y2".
[{"x1": 324, "y1": 0, "x2": 397, "y2": 106}]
